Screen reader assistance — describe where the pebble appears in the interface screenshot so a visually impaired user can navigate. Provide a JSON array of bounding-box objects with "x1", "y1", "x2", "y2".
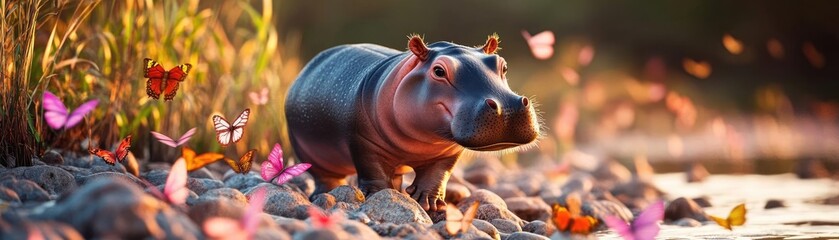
[{"x1": 359, "y1": 188, "x2": 432, "y2": 225}]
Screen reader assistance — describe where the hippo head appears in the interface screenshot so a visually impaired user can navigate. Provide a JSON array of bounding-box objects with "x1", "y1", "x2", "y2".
[{"x1": 393, "y1": 35, "x2": 540, "y2": 151}]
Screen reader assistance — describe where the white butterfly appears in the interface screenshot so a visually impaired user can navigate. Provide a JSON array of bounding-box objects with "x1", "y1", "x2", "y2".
[{"x1": 212, "y1": 108, "x2": 250, "y2": 147}]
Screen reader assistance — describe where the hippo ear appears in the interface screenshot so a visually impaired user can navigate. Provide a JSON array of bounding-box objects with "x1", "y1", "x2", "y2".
[
  {"x1": 481, "y1": 33, "x2": 501, "y2": 54},
  {"x1": 407, "y1": 34, "x2": 430, "y2": 61}
]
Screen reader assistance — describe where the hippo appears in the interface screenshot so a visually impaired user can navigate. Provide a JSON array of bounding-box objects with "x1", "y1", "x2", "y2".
[{"x1": 285, "y1": 34, "x2": 540, "y2": 211}]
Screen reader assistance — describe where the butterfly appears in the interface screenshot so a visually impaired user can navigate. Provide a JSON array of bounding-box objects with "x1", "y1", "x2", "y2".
[
  {"x1": 249, "y1": 87, "x2": 269, "y2": 106},
  {"x1": 204, "y1": 188, "x2": 267, "y2": 240},
  {"x1": 709, "y1": 203, "x2": 746, "y2": 230},
  {"x1": 89, "y1": 135, "x2": 132, "y2": 165},
  {"x1": 521, "y1": 30, "x2": 555, "y2": 60},
  {"x1": 143, "y1": 58, "x2": 192, "y2": 101},
  {"x1": 308, "y1": 205, "x2": 345, "y2": 229},
  {"x1": 446, "y1": 201, "x2": 479, "y2": 235},
  {"x1": 42, "y1": 91, "x2": 98, "y2": 130},
  {"x1": 162, "y1": 157, "x2": 189, "y2": 205},
  {"x1": 551, "y1": 194, "x2": 599, "y2": 235},
  {"x1": 260, "y1": 143, "x2": 311, "y2": 185},
  {"x1": 603, "y1": 201, "x2": 664, "y2": 240},
  {"x1": 150, "y1": 127, "x2": 196, "y2": 148},
  {"x1": 182, "y1": 147, "x2": 225, "y2": 172},
  {"x1": 212, "y1": 108, "x2": 251, "y2": 147},
  {"x1": 225, "y1": 149, "x2": 256, "y2": 174}
]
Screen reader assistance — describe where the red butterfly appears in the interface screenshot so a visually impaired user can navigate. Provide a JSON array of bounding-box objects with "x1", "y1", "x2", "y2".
[
  {"x1": 143, "y1": 58, "x2": 192, "y2": 101},
  {"x1": 89, "y1": 135, "x2": 132, "y2": 165}
]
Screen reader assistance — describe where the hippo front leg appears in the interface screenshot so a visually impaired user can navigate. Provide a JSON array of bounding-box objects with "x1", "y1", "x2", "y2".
[
  {"x1": 352, "y1": 151, "x2": 394, "y2": 196},
  {"x1": 406, "y1": 157, "x2": 457, "y2": 212}
]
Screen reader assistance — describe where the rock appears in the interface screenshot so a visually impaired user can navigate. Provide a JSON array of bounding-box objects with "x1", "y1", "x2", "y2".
[
  {"x1": 692, "y1": 196, "x2": 712, "y2": 208},
  {"x1": 0, "y1": 178, "x2": 50, "y2": 202},
  {"x1": 188, "y1": 168, "x2": 219, "y2": 180},
  {"x1": 0, "y1": 219, "x2": 83, "y2": 240},
  {"x1": 560, "y1": 173, "x2": 595, "y2": 193},
  {"x1": 445, "y1": 182, "x2": 471, "y2": 205},
  {"x1": 187, "y1": 178, "x2": 225, "y2": 195},
  {"x1": 589, "y1": 200, "x2": 633, "y2": 222},
  {"x1": 346, "y1": 211, "x2": 372, "y2": 225},
  {"x1": 475, "y1": 204, "x2": 525, "y2": 227},
  {"x1": 506, "y1": 231, "x2": 550, "y2": 240},
  {"x1": 490, "y1": 219, "x2": 521, "y2": 233},
  {"x1": 79, "y1": 172, "x2": 146, "y2": 188},
  {"x1": 430, "y1": 220, "x2": 493, "y2": 239},
  {"x1": 4, "y1": 165, "x2": 76, "y2": 196},
  {"x1": 372, "y1": 222, "x2": 440, "y2": 239},
  {"x1": 35, "y1": 178, "x2": 202, "y2": 239},
  {"x1": 288, "y1": 172, "x2": 316, "y2": 197},
  {"x1": 89, "y1": 163, "x2": 128, "y2": 175},
  {"x1": 458, "y1": 189, "x2": 507, "y2": 211},
  {"x1": 359, "y1": 189, "x2": 432, "y2": 225},
  {"x1": 63, "y1": 154, "x2": 93, "y2": 168},
  {"x1": 188, "y1": 198, "x2": 248, "y2": 225},
  {"x1": 340, "y1": 220, "x2": 382, "y2": 239},
  {"x1": 224, "y1": 172, "x2": 265, "y2": 191},
  {"x1": 41, "y1": 150, "x2": 64, "y2": 165},
  {"x1": 664, "y1": 197, "x2": 708, "y2": 222},
  {"x1": 312, "y1": 193, "x2": 337, "y2": 210},
  {"x1": 522, "y1": 220, "x2": 553, "y2": 236},
  {"x1": 0, "y1": 186, "x2": 20, "y2": 203},
  {"x1": 491, "y1": 184, "x2": 526, "y2": 199},
  {"x1": 592, "y1": 161, "x2": 632, "y2": 189},
  {"x1": 686, "y1": 162, "x2": 710, "y2": 183},
  {"x1": 511, "y1": 173, "x2": 544, "y2": 196},
  {"x1": 671, "y1": 217, "x2": 702, "y2": 227},
  {"x1": 610, "y1": 178, "x2": 664, "y2": 210},
  {"x1": 463, "y1": 169, "x2": 497, "y2": 188},
  {"x1": 330, "y1": 202, "x2": 360, "y2": 213},
  {"x1": 505, "y1": 197, "x2": 552, "y2": 222},
  {"x1": 329, "y1": 185, "x2": 365, "y2": 204},
  {"x1": 765, "y1": 199, "x2": 786, "y2": 209},
  {"x1": 472, "y1": 219, "x2": 501, "y2": 239},
  {"x1": 293, "y1": 229, "x2": 347, "y2": 240},
  {"x1": 795, "y1": 159, "x2": 831, "y2": 179},
  {"x1": 254, "y1": 226, "x2": 292, "y2": 240},
  {"x1": 193, "y1": 188, "x2": 247, "y2": 205},
  {"x1": 141, "y1": 169, "x2": 171, "y2": 186},
  {"x1": 272, "y1": 215, "x2": 308, "y2": 235},
  {"x1": 254, "y1": 184, "x2": 312, "y2": 219}
]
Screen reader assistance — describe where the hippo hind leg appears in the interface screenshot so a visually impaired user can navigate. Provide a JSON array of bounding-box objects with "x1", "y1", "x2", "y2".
[{"x1": 308, "y1": 164, "x2": 347, "y2": 197}]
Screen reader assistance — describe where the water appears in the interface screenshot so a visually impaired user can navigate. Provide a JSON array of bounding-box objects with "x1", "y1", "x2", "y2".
[{"x1": 598, "y1": 173, "x2": 839, "y2": 239}]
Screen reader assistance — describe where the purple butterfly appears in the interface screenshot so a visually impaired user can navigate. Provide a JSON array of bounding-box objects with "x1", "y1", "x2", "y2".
[
  {"x1": 604, "y1": 201, "x2": 665, "y2": 240},
  {"x1": 150, "y1": 128, "x2": 197, "y2": 148},
  {"x1": 260, "y1": 143, "x2": 311, "y2": 185},
  {"x1": 42, "y1": 91, "x2": 98, "y2": 130}
]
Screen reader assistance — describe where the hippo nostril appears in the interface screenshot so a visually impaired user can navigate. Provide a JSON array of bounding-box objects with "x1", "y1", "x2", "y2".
[
  {"x1": 486, "y1": 99, "x2": 499, "y2": 111},
  {"x1": 521, "y1": 97, "x2": 530, "y2": 107}
]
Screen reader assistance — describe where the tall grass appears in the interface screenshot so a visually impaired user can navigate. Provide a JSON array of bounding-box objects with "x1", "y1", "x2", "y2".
[{"x1": 2, "y1": 0, "x2": 301, "y2": 167}]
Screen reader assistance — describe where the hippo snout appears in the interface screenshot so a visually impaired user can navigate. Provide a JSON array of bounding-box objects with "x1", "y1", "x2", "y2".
[{"x1": 453, "y1": 94, "x2": 540, "y2": 151}]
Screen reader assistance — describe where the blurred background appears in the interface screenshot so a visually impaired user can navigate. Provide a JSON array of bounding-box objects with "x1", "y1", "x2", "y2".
[{"x1": 3, "y1": 0, "x2": 839, "y2": 176}]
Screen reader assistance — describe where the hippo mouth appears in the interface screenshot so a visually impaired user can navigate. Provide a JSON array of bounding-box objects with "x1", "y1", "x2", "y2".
[
  {"x1": 437, "y1": 102, "x2": 453, "y2": 120},
  {"x1": 466, "y1": 142, "x2": 523, "y2": 151}
]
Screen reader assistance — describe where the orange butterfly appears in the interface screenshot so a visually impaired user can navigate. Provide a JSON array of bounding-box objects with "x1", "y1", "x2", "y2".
[
  {"x1": 709, "y1": 203, "x2": 747, "y2": 230},
  {"x1": 225, "y1": 149, "x2": 256, "y2": 174},
  {"x1": 446, "y1": 201, "x2": 480, "y2": 235},
  {"x1": 89, "y1": 135, "x2": 132, "y2": 165},
  {"x1": 143, "y1": 58, "x2": 192, "y2": 101},
  {"x1": 182, "y1": 147, "x2": 225, "y2": 172},
  {"x1": 551, "y1": 194, "x2": 599, "y2": 235}
]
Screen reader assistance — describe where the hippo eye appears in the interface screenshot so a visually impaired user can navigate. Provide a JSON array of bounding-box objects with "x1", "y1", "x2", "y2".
[
  {"x1": 433, "y1": 66, "x2": 446, "y2": 78},
  {"x1": 502, "y1": 65, "x2": 508, "y2": 75}
]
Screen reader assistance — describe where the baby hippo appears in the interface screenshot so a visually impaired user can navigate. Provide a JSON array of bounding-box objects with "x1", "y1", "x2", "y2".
[{"x1": 285, "y1": 34, "x2": 540, "y2": 211}]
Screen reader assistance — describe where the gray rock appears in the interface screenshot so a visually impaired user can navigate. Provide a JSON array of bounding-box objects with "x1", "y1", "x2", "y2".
[
  {"x1": 57, "y1": 165, "x2": 93, "y2": 184},
  {"x1": 253, "y1": 184, "x2": 312, "y2": 219},
  {"x1": 672, "y1": 217, "x2": 702, "y2": 227},
  {"x1": 491, "y1": 219, "x2": 521, "y2": 234},
  {"x1": 187, "y1": 178, "x2": 224, "y2": 195},
  {"x1": 340, "y1": 220, "x2": 381, "y2": 239},
  {"x1": 491, "y1": 184, "x2": 526, "y2": 199},
  {"x1": 79, "y1": 172, "x2": 145, "y2": 188},
  {"x1": 4, "y1": 165, "x2": 76, "y2": 196},
  {"x1": 511, "y1": 173, "x2": 544, "y2": 196},
  {"x1": 765, "y1": 199, "x2": 786, "y2": 209},
  {"x1": 505, "y1": 197, "x2": 552, "y2": 222},
  {"x1": 664, "y1": 197, "x2": 708, "y2": 222},
  {"x1": 445, "y1": 182, "x2": 471, "y2": 205},
  {"x1": 330, "y1": 201, "x2": 360, "y2": 213},
  {"x1": 140, "y1": 169, "x2": 171, "y2": 186},
  {"x1": 272, "y1": 215, "x2": 308, "y2": 235},
  {"x1": 312, "y1": 193, "x2": 337, "y2": 210},
  {"x1": 36, "y1": 178, "x2": 202, "y2": 239},
  {"x1": 288, "y1": 172, "x2": 316, "y2": 197},
  {"x1": 89, "y1": 162, "x2": 128, "y2": 175},
  {"x1": 522, "y1": 220, "x2": 552, "y2": 236},
  {"x1": 63, "y1": 155, "x2": 94, "y2": 168},
  {"x1": 188, "y1": 187, "x2": 247, "y2": 206},
  {"x1": 293, "y1": 229, "x2": 347, "y2": 240},
  {"x1": 458, "y1": 189, "x2": 508, "y2": 211},
  {"x1": 371, "y1": 222, "x2": 439, "y2": 239},
  {"x1": 472, "y1": 219, "x2": 501, "y2": 239},
  {"x1": 560, "y1": 173, "x2": 595, "y2": 193},
  {"x1": 41, "y1": 150, "x2": 64, "y2": 165},
  {"x1": 188, "y1": 198, "x2": 248, "y2": 225},
  {"x1": 506, "y1": 231, "x2": 549, "y2": 240},
  {"x1": 0, "y1": 219, "x2": 83, "y2": 239},
  {"x1": 360, "y1": 189, "x2": 432, "y2": 225},
  {"x1": 224, "y1": 172, "x2": 265, "y2": 191},
  {"x1": 475, "y1": 204, "x2": 525, "y2": 227},
  {"x1": 430, "y1": 220, "x2": 493, "y2": 239},
  {"x1": 0, "y1": 186, "x2": 21, "y2": 203},
  {"x1": 0, "y1": 178, "x2": 50, "y2": 202},
  {"x1": 463, "y1": 168, "x2": 497, "y2": 188},
  {"x1": 188, "y1": 168, "x2": 219, "y2": 180},
  {"x1": 328, "y1": 185, "x2": 365, "y2": 204}
]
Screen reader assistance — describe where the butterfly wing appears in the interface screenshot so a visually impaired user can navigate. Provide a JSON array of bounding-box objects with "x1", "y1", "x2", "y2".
[
  {"x1": 260, "y1": 143, "x2": 284, "y2": 182},
  {"x1": 445, "y1": 204, "x2": 463, "y2": 235},
  {"x1": 64, "y1": 99, "x2": 98, "y2": 129},
  {"x1": 175, "y1": 128, "x2": 197, "y2": 146},
  {"x1": 151, "y1": 131, "x2": 178, "y2": 148},
  {"x1": 212, "y1": 115, "x2": 233, "y2": 146},
  {"x1": 249, "y1": 91, "x2": 261, "y2": 105},
  {"x1": 229, "y1": 108, "x2": 250, "y2": 144},
  {"x1": 115, "y1": 135, "x2": 132, "y2": 162},
  {"x1": 709, "y1": 215, "x2": 731, "y2": 230},
  {"x1": 204, "y1": 217, "x2": 246, "y2": 240},
  {"x1": 164, "y1": 158, "x2": 189, "y2": 205},
  {"x1": 461, "y1": 201, "x2": 479, "y2": 234},
  {"x1": 570, "y1": 216, "x2": 597, "y2": 235},
  {"x1": 239, "y1": 149, "x2": 256, "y2": 173},
  {"x1": 242, "y1": 188, "x2": 267, "y2": 233},
  {"x1": 259, "y1": 88, "x2": 269, "y2": 104},
  {"x1": 552, "y1": 205, "x2": 572, "y2": 232},
  {"x1": 521, "y1": 30, "x2": 555, "y2": 60},
  {"x1": 273, "y1": 163, "x2": 311, "y2": 185},
  {"x1": 604, "y1": 216, "x2": 634, "y2": 240},
  {"x1": 90, "y1": 148, "x2": 117, "y2": 165},
  {"x1": 144, "y1": 58, "x2": 167, "y2": 99},
  {"x1": 42, "y1": 91, "x2": 68, "y2": 129},
  {"x1": 188, "y1": 153, "x2": 225, "y2": 172},
  {"x1": 167, "y1": 64, "x2": 192, "y2": 81},
  {"x1": 727, "y1": 203, "x2": 747, "y2": 227},
  {"x1": 161, "y1": 79, "x2": 181, "y2": 101},
  {"x1": 629, "y1": 201, "x2": 664, "y2": 240}
]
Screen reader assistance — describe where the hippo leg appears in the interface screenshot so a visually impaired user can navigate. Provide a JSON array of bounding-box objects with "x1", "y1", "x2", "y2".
[
  {"x1": 351, "y1": 151, "x2": 395, "y2": 196},
  {"x1": 309, "y1": 164, "x2": 347, "y2": 196},
  {"x1": 406, "y1": 157, "x2": 457, "y2": 212}
]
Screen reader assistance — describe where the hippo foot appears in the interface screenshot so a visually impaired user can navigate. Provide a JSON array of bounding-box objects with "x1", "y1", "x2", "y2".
[
  {"x1": 406, "y1": 184, "x2": 446, "y2": 212},
  {"x1": 358, "y1": 179, "x2": 390, "y2": 196}
]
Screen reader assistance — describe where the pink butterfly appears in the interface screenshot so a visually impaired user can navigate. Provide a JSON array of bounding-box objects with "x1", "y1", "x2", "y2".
[
  {"x1": 146, "y1": 158, "x2": 189, "y2": 205},
  {"x1": 204, "y1": 188, "x2": 267, "y2": 240},
  {"x1": 604, "y1": 201, "x2": 665, "y2": 240},
  {"x1": 150, "y1": 128, "x2": 197, "y2": 148},
  {"x1": 249, "y1": 87, "x2": 268, "y2": 105},
  {"x1": 521, "y1": 30, "x2": 555, "y2": 60},
  {"x1": 308, "y1": 205, "x2": 344, "y2": 229},
  {"x1": 42, "y1": 91, "x2": 98, "y2": 130},
  {"x1": 260, "y1": 143, "x2": 311, "y2": 185}
]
